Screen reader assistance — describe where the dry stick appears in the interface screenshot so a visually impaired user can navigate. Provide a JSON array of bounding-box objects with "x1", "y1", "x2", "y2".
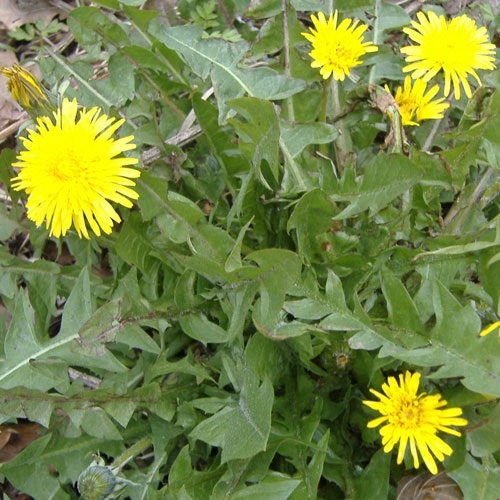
[
  {"x1": 141, "y1": 125, "x2": 202, "y2": 164},
  {"x1": 179, "y1": 87, "x2": 214, "y2": 134},
  {"x1": 282, "y1": 0, "x2": 295, "y2": 122},
  {"x1": 0, "y1": 116, "x2": 28, "y2": 142},
  {"x1": 68, "y1": 367, "x2": 101, "y2": 389},
  {"x1": 142, "y1": 88, "x2": 215, "y2": 164},
  {"x1": 48, "y1": 0, "x2": 73, "y2": 12},
  {"x1": 404, "y1": 0, "x2": 427, "y2": 15},
  {"x1": 216, "y1": 0, "x2": 233, "y2": 26}
]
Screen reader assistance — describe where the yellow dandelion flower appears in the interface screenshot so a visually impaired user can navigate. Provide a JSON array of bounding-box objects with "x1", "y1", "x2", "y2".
[
  {"x1": 401, "y1": 11, "x2": 496, "y2": 100},
  {"x1": 480, "y1": 321, "x2": 500, "y2": 337},
  {"x1": 1, "y1": 64, "x2": 55, "y2": 117},
  {"x1": 12, "y1": 98, "x2": 140, "y2": 239},
  {"x1": 363, "y1": 371, "x2": 467, "y2": 475},
  {"x1": 385, "y1": 76, "x2": 449, "y2": 126},
  {"x1": 301, "y1": 10, "x2": 378, "y2": 81}
]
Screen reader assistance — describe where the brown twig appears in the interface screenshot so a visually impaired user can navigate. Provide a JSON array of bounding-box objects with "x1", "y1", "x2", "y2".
[
  {"x1": 0, "y1": 116, "x2": 29, "y2": 142},
  {"x1": 141, "y1": 125, "x2": 202, "y2": 164}
]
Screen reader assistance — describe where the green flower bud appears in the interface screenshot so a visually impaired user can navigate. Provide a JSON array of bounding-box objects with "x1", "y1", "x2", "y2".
[{"x1": 77, "y1": 464, "x2": 116, "y2": 500}]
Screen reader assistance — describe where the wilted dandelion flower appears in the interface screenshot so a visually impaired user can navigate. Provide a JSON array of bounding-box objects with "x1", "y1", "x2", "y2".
[
  {"x1": 301, "y1": 10, "x2": 378, "y2": 81},
  {"x1": 363, "y1": 371, "x2": 467, "y2": 475},
  {"x1": 12, "y1": 98, "x2": 140, "y2": 239},
  {"x1": 385, "y1": 76, "x2": 449, "y2": 126},
  {"x1": 401, "y1": 11, "x2": 496, "y2": 100},
  {"x1": 1, "y1": 64, "x2": 54, "y2": 117},
  {"x1": 480, "y1": 321, "x2": 500, "y2": 337}
]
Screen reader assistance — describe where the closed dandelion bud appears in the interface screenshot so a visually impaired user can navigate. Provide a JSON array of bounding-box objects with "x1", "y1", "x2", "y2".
[
  {"x1": 319, "y1": 340, "x2": 354, "y2": 374},
  {"x1": 77, "y1": 464, "x2": 116, "y2": 500},
  {"x1": 1, "y1": 64, "x2": 56, "y2": 119},
  {"x1": 334, "y1": 350, "x2": 350, "y2": 370}
]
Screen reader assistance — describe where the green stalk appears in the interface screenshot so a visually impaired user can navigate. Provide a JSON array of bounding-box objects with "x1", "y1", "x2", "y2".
[
  {"x1": 111, "y1": 436, "x2": 152, "y2": 469},
  {"x1": 387, "y1": 104, "x2": 403, "y2": 154},
  {"x1": 279, "y1": 137, "x2": 307, "y2": 191},
  {"x1": 331, "y1": 78, "x2": 351, "y2": 166},
  {"x1": 444, "y1": 167, "x2": 495, "y2": 235},
  {"x1": 318, "y1": 80, "x2": 329, "y2": 155},
  {"x1": 422, "y1": 116, "x2": 443, "y2": 152},
  {"x1": 423, "y1": 91, "x2": 453, "y2": 152},
  {"x1": 368, "y1": 0, "x2": 381, "y2": 85},
  {"x1": 282, "y1": 0, "x2": 295, "y2": 122}
]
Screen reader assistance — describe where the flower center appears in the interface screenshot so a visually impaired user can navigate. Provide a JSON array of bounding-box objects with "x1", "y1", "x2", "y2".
[
  {"x1": 53, "y1": 152, "x2": 84, "y2": 181},
  {"x1": 329, "y1": 43, "x2": 346, "y2": 58},
  {"x1": 391, "y1": 395, "x2": 422, "y2": 429},
  {"x1": 47, "y1": 130, "x2": 99, "y2": 185},
  {"x1": 324, "y1": 40, "x2": 357, "y2": 69},
  {"x1": 404, "y1": 408, "x2": 415, "y2": 421}
]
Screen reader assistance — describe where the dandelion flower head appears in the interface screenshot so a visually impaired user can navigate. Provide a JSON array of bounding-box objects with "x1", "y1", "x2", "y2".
[
  {"x1": 12, "y1": 98, "x2": 140, "y2": 239},
  {"x1": 363, "y1": 371, "x2": 467, "y2": 474},
  {"x1": 385, "y1": 76, "x2": 449, "y2": 126},
  {"x1": 401, "y1": 11, "x2": 496, "y2": 100},
  {"x1": 301, "y1": 10, "x2": 378, "y2": 81}
]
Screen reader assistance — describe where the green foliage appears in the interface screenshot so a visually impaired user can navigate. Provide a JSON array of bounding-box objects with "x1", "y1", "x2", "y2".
[
  {"x1": 2, "y1": 1, "x2": 500, "y2": 499},
  {"x1": 8, "y1": 19, "x2": 67, "y2": 41}
]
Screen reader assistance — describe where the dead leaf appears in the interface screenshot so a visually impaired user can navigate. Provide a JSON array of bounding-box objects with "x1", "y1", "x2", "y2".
[
  {"x1": 0, "y1": 50, "x2": 25, "y2": 131},
  {"x1": 0, "y1": 296, "x2": 11, "y2": 333},
  {"x1": 397, "y1": 470, "x2": 463, "y2": 500},
  {"x1": 2, "y1": 480, "x2": 32, "y2": 499},
  {"x1": 0, "y1": 423, "x2": 40, "y2": 463},
  {"x1": 0, "y1": 0, "x2": 64, "y2": 30}
]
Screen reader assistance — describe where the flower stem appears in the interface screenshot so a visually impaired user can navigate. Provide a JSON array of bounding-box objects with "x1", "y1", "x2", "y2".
[
  {"x1": 282, "y1": 0, "x2": 295, "y2": 122},
  {"x1": 423, "y1": 91, "x2": 453, "y2": 151},
  {"x1": 368, "y1": 0, "x2": 381, "y2": 85},
  {"x1": 387, "y1": 104, "x2": 403, "y2": 154},
  {"x1": 422, "y1": 116, "x2": 442, "y2": 152},
  {"x1": 279, "y1": 136, "x2": 307, "y2": 191},
  {"x1": 111, "y1": 436, "x2": 152, "y2": 469},
  {"x1": 318, "y1": 80, "x2": 329, "y2": 155},
  {"x1": 443, "y1": 167, "x2": 495, "y2": 235},
  {"x1": 331, "y1": 78, "x2": 351, "y2": 166},
  {"x1": 331, "y1": 78, "x2": 341, "y2": 121}
]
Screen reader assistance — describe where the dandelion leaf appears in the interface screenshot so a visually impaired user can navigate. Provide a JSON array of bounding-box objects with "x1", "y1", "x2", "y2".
[{"x1": 148, "y1": 21, "x2": 304, "y2": 120}]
